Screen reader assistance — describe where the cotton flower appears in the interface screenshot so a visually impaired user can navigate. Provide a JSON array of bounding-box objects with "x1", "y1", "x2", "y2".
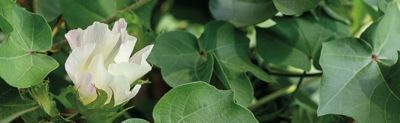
[{"x1": 64, "y1": 18, "x2": 153, "y2": 106}]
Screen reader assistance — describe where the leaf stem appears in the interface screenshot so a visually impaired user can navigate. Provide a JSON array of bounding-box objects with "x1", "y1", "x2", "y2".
[
  {"x1": 51, "y1": 16, "x2": 64, "y2": 37},
  {"x1": 249, "y1": 71, "x2": 307, "y2": 110},
  {"x1": 293, "y1": 71, "x2": 306, "y2": 95}
]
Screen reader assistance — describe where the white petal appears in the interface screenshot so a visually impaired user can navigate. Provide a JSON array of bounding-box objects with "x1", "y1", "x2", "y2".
[
  {"x1": 83, "y1": 22, "x2": 120, "y2": 59},
  {"x1": 87, "y1": 55, "x2": 113, "y2": 104},
  {"x1": 65, "y1": 43, "x2": 96, "y2": 84},
  {"x1": 76, "y1": 73, "x2": 97, "y2": 105},
  {"x1": 109, "y1": 76, "x2": 141, "y2": 106},
  {"x1": 131, "y1": 85, "x2": 142, "y2": 98},
  {"x1": 112, "y1": 18, "x2": 127, "y2": 33},
  {"x1": 108, "y1": 62, "x2": 151, "y2": 84},
  {"x1": 65, "y1": 28, "x2": 83, "y2": 50},
  {"x1": 130, "y1": 45, "x2": 154, "y2": 64},
  {"x1": 114, "y1": 30, "x2": 137, "y2": 63}
]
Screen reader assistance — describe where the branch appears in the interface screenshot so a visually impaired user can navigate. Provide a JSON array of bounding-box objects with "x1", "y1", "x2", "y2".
[{"x1": 103, "y1": 0, "x2": 151, "y2": 23}]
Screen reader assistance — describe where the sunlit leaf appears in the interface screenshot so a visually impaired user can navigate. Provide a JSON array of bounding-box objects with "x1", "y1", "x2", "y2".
[
  {"x1": 0, "y1": 0, "x2": 59, "y2": 88},
  {"x1": 272, "y1": 0, "x2": 321, "y2": 15},
  {"x1": 153, "y1": 82, "x2": 257, "y2": 123},
  {"x1": 318, "y1": 3, "x2": 400, "y2": 122}
]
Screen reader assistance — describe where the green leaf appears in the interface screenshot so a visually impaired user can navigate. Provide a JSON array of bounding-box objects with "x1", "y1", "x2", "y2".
[
  {"x1": 318, "y1": 3, "x2": 400, "y2": 122},
  {"x1": 378, "y1": 0, "x2": 397, "y2": 12},
  {"x1": 202, "y1": 21, "x2": 273, "y2": 106},
  {"x1": 256, "y1": 15, "x2": 349, "y2": 71},
  {"x1": 272, "y1": 0, "x2": 321, "y2": 15},
  {"x1": 150, "y1": 21, "x2": 273, "y2": 106},
  {"x1": 59, "y1": 0, "x2": 116, "y2": 28},
  {"x1": 0, "y1": 80, "x2": 39, "y2": 123},
  {"x1": 33, "y1": 0, "x2": 61, "y2": 21},
  {"x1": 122, "y1": 118, "x2": 150, "y2": 123},
  {"x1": 149, "y1": 31, "x2": 214, "y2": 87},
  {"x1": 321, "y1": 0, "x2": 351, "y2": 24},
  {"x1": 152, "y1": 82, "x2": 257, "y2": 123},
  {"x1": 0, "y1": 15, "x2": 13, "y2": 33},
  {"x1": 209, "y1": 0, "x2": 277, "y2": 26},
  {"x1": 0, "y1": 0, "x2": 59, "y2": 88}
]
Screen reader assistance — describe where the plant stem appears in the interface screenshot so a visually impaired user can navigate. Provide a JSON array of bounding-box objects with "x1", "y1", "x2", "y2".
[{"x1": 249, "y1": 85, "x2": 296, "y2": 110}]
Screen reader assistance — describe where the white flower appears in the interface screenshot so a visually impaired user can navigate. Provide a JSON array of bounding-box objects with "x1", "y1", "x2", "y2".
[{"x1": 64, "y1": 18, "x2": 153, "y2": 106}]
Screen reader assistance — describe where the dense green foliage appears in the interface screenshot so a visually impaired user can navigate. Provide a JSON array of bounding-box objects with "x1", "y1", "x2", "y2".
[{"x1": 0, "y1": 0, "x2": 399, "y2": 122}]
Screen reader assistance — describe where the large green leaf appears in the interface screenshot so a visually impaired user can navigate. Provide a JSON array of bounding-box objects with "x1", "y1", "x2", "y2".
[
  {"x1": 318, "y1": 2, "x2": 400, "y2": 122},
  {"x1": 149, "y1": 31, "x2": 214, "y2": 87},
  {"x1": 202, "y1": 21, "x2": 273, "y2": 106},
  {"x1": 59, "y1": 0, "x2": 116, "y2": 28},
  {"x1": 256, "y1": 15, "x2": 349, "y2": 71},
  {"x1": 0, "y1": 80, "x2": 38, "y2": 123},
  {"x1": 150, "y1": 21, "x2": 273, "y2": 106},
  {"x1": 272, "y1": 0, "x2": 321, "y2": 15},
  {"x1": 209, "y1": 0, "x2": 277, "y2": 26},
  {"x1": 153, "y1": 82, "x2": 257, "y2": 123},
  {"x1": 0, "y1": 0, "x2": 59, "y2": 88}
]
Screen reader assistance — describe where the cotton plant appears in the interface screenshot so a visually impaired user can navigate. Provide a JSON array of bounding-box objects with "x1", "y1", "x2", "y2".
[{"x1": 64, "y1": 18, "x2": 153, "y2": 107}]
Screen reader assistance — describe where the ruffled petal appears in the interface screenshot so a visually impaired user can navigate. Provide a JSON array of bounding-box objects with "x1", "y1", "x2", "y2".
[
  {"x1": 108, "y1": 62, "x2": 151, "y2": 84},
  {"x1": 109, "y1": 75, "x2": 141, "y2": 106},
  {"x1": 65, "y1": 28, "x2": 84, "y2": 50},
  {"x1": 114, "y1": 30, "x2": 137, "y2": 63},
  {"x1": 130, "y1": 45, "x2": 154, "y2": 65},
  {"x1": 87, "y1": 55, "x2": 113, "y2": 104},
  {"x1": 112, "y1": 18, "x2": 127, "y2": 33},
  {"x1": 82, "y1": 22, "x2": 120, "y2": 59},
  {"x1": 65, "y1": 43, "x2": 96, "y2": 84}
]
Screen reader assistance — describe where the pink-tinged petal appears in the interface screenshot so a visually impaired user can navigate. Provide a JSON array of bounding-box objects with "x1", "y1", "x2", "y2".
[
  {"x1": 114, "y1": 30, "x2": 137, "y2": 63},
  {"x1": 87, "y1": 55, "x2": 113, "y2": 104},
  {"x1": 65, "y1": 43, "x2": 96, "y2": 84},
  {"x1": 112, "y1": 18, "x2": 127, "y2": 33},
  {"x1": 76, "y1": 73, "x2": 97, "y2": 105},
  {"x1": 65, "y1": 28, "x2": 83, "y2": 49}
]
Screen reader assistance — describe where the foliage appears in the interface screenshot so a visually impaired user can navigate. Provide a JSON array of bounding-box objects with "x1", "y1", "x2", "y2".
[{"x1": 0, "y1": 0, "x2": 399, "y2": 122}]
